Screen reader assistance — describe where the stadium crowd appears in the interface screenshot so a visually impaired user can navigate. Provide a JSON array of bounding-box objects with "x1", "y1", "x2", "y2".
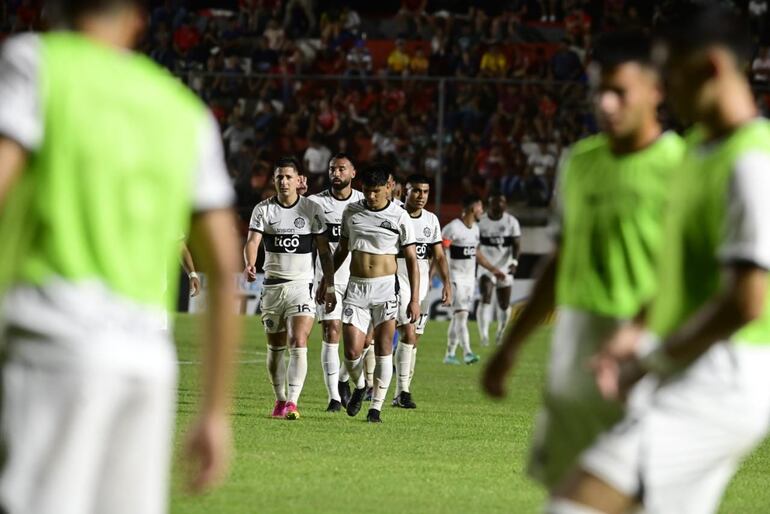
[{"x1": 3, "y1": 0, "x2": 770, "y2": 221}]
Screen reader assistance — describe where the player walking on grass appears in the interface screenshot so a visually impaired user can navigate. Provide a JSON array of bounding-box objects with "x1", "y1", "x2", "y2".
[
  {"x1": 476, "y1": 191, "x2": 521, "y2": 347},
  {"x1": 547, "y1": 8, "x2": 770, "y2": 514},
  {"x1": 442, "y1": 195, "x2": 507, "y2": 365},
  {"x1": 482, "y1": 30, "x2": 685, "y2": 495},
  {"x1": 244, "y1": 157, "x2": 336, "y2": 420},
  {"x1": 0, "y1": 1, "x2": 241, "y2": 511},
  {"x1": 393, "y1": 174, "x2": 452, "y2": 409},
  {"x1": 308, "y1": 153, "x2": 364, "y2": 412},
  {"x1": 326, "y1": 166, "x2": 419, "y2": 423}
]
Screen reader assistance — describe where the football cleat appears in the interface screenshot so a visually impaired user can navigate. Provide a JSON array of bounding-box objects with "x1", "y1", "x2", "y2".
[
  {"x1": 464, "y1": 352, "x2": 480, "y2": 365},
  {"x1": 285, "y1": 402, "x2": 300, "y2": 420},
  {"x1": 443, "y1": 355, "x2": 461, "y2": 365},
  {"x1": 338, "y1": 380, "x2": 351, "y2": 408},
  {"x1": 271, "y1": 400, "x2": 288, "y2": 418},
  {"x1": 366, "y1": 408, "x2": 382, "y2": 423},
  {"x1": 326, "y1": 399, "x2": 342, "y2": 412},
  {"x1": 346, "y1": 387, "x2": 367, "y2": 417}
]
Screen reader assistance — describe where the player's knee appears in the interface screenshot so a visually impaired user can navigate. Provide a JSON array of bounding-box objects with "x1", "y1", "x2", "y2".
[
  {"x1": 323, "y1": 323, "x2": 340, "y2": 343},
  {"x1": 288, "y1": 333, "x2": 308, "y2": 348}
]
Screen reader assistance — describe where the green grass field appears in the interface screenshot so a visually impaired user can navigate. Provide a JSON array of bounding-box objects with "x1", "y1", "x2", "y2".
[{"x1": 170, "y1": 314, "x2": 770, "y2": 513}]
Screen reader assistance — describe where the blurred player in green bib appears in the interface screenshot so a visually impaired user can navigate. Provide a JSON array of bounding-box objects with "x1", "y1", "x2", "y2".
[
  {"x1": 0, "y1": 1, "x2": 240, "y2": 513},
  {"x1": 549, "y1": 6, "x2": 770, "y2": 514},
  {"x1": 482, "y1": 30, "x2": 685, "y2": 494}
]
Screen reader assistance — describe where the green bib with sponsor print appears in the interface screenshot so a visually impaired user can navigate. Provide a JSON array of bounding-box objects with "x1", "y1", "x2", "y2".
[
  {"x1": 556, "y1": 132, "x2": 685, "y2": 318},
  {"x1": 0, "y1": 32, "x2": 206, "y2": 309},
  {"x1": 649, "y1": 120, "x2": 770, "y2": 344}
]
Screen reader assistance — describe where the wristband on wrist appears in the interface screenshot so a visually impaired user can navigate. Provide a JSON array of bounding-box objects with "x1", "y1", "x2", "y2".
[
  {"x1": 326, "y1": 285, "x2": 336, "y2": 294},
  {"x1": 635, "y1": 331, "x2": 678, "y2": 375},
  {"x1": 188, "y1": 271, "x2": 199, "y2": 280}
]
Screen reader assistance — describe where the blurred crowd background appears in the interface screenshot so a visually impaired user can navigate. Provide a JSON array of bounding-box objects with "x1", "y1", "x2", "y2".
[{"x1": 3, "y1": 0, "x2": 770, "y2": 227}]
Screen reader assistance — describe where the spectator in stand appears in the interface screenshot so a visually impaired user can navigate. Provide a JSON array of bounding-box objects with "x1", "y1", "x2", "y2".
[
  {"x1": 753, "y1": 47, "x2": 770, "y2": 83},
  {"x1": 750, "y1": 0, "x2": 769, "y2": 44},
  {"x1": 550, "y1": 38, "x2": 583, "y2": 80},
  {"x1": 173, "y1": 13, "x2": 201, "y2": 61},
  {"x1": 410, "y1": 47, "x2": 430, "y2": 75},
  {"x1": 303, "y1": 138, "x2": 332, "y2": 192},
  {"x1": 315, "y1": 98, "x2": 341, "y2": 139},
  {"x1": 222, "y1": 116, "x2": 255, "y2": 156},
  {"x1": 346, "y1": 40, "x2": 373, "y2": 77},
  {"x1": 526, "y1": 140, "x2": 556, "y2": 203},
  {"x1": 381, "y1": 82, "x2": 407, "y2": 114},
  {"x1": 252, "y1": 36, "x2": 279, "y2": 72},
  {"x1": 480, "y1": 43, "x2": 508, "y2": 77},
  {"x1": 565, "y1": 3, "x2": 592, "y2": 46},
  {"x1": 283, "y1": 0, "x2": 316, "y2": 36},
  {"x1": 264, "y1": 18, "x2": 285, "y2": 51},
  {"x1": 387, "y1": 39, "x2": 411, "y2": 76},
  {"x1": 455, "y1": 48, "x2": 477, "y2": 77}
]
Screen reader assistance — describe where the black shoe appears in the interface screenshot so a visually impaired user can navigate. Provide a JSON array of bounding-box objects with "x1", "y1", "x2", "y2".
[
  {"x1": 364, "y1": 386, "x2": 373, "y2": 401},
  {"x1": 346, "y1": 387, "x2": 366, "y2": 417},
  {"x1": 396, "y1": 391, "x2": 417, "y2": 409},
  {"x1": 366, "y1": 408, "x2": 382, "y2": 423},
  {"x1": 338, "y1": 380, "x2": 351, "y2": 408},
  {"x1": 326, "y1": 399, "x2": 342, "y2": 412}
]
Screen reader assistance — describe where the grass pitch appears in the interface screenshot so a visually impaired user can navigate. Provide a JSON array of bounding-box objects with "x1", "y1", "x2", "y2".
[{"x1": 170, "y1": 315, "x2": 770, "y2": 513}]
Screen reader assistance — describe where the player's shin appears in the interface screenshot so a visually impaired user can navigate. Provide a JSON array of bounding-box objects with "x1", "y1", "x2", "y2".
[
  {"x1": 287, "y1": 347, "x2": 308, "y2": 404},
  {"x1": 476, "y1": 302, "x2": 493, "y2": 345},
  {"x1": 267, "y1": 345, "x2": 288, "y2": 402},
  {"x1": 371, "y1": 354, "x2": 394, "y2": 411},
  {"x1": 321, "y1": 342, "x2": 341, "y2": 402},
  {"x1": 394, "y1": 341, "x2": 414, "y2": 395}
]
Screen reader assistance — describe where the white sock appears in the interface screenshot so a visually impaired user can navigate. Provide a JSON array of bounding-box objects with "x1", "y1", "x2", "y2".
[
  {"x1": 545, "y1": 499, "x2": 605, "y2": 514},
  {"x1": 363, "y1": 345, "x2": 376, "y2": 388},
  {"x1": 344, "y1": 355, "x2": 366, "y2": 390},
  {"x1": 408, "y1": 346, "x2": 418, "y2": 390},
  {"x1": 394, "y1": 342, "x2": 414, "y2": 396},
  {"x1": 321, "y1": 342, "x2": 341, "y2": 402},
  {"x1": 338, "y1": 363, "x2": 350, "y2": 382},
  {"x1": 455, "y1": 311, "x2": 472, "y2": 355},
  {"x1": 496, "y1": 305, "x2": 512, "y2": 342},
  {"x1": 266, "y1": 345, "x2": 287, "y2": 402},
  {"x1": 371, "y1": 354, "x2": 393, "y2": 411},
  {"x1": 446, "y1": 316, "x2": 458, "y2": 357},
  {"x1": 476, "y1": 302, "x2": 493, "y2": 343},
  {"x1": 287, "y1": 347, "x2": 308, "y2": 404}
]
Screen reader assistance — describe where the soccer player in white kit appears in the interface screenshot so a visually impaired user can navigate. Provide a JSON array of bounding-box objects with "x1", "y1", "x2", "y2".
[
  {"x1": 244, "y1": 157, "x2": 337, "y2": 420},
  {"x1": 442, "y1": 195, "x2": 507, "y2": 364},
  {"x1": 476, "y1": 191, "x2": 521, "y2": 346},
  {"x1": 328, "y1": 165, "x2": 420, "y2": 423},
  {"x1": 308, "y1": 153, "x2": 364, "y2": 412},
  {"x1": 394, "y1": 174, "x2": 452, "y2": 408}
]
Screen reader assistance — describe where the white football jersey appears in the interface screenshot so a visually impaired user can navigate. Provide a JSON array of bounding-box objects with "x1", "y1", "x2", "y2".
[
  {"x1": 341, "y1": 200, "x2": 416, "y2": 255},
  {"x1": 308, "y1": 188, "x2": 365, "y2": 286},
  {"x1": 397, "y1": 209, "x2": 442, "y2": 289},
  {"x1": 478, "y1": 212, "x2": 521, "y2": 269},
  {"x1": 249, "y1": 196, "x2": 325, "y2": 281},
  {"x1": 442, "y1": 218, "x2": 479, "y2": 283}
]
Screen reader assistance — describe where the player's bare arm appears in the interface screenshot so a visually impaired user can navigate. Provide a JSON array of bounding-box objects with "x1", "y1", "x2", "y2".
[
  {"x1": 510, "y1": 236, "x2": 521, "y2": 275},
  {"x1": 181, "y1": 242, "x2": 201, "y2": 297},
  {"x1": 0, "y1": 136, "x2": 26, "y2": 206},
  {"x1": 402, "y1": 243, "x2": 421, "y2": 322},
  {"x1": 482, "y1": 250, "x2": 558, "y2": 399},
  {"x1": 332, "y1": 236, "x2": 349, "y2": 273},
  {"x1": 476, "y1": 247, "x2": 506, "y2": 281},
  {"x1": 431, "y1": 243, "x2": 453, "y2": 306},
  {"x1": 314, "y1": 233, "x2": 337, "y2": 313},
  {"x1": 596, "y1": 263, "x2": 768, "y2": 402},
  {"x1": 186, "y1": 208, "x2": 242, "y2": 492},
  {"x1": 243, "y1": 230, "x2": 262, "y2": 282}
]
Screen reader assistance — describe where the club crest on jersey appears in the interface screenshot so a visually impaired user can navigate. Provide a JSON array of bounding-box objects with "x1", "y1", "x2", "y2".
[
  {"x1": 380, "y1": 220, "x2": 393, "y2": 229},
  {"x1": 294, "y1": 217, "x2": 306, "y2": 229},
  {"x1": 264, "y1": 319, "x2": 274, "y2": 328},
  {"x1": 423, "y1": 227, "x2": 431, "y2": 237},
  {"x1": 344, "y1": 307, "x2": 354, "y2": 317}
]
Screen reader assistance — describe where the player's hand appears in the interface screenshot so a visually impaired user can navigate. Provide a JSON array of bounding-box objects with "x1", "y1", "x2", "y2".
[
  {"x1": 493, "y1": 268, "x2": 507, "y2": 281},
  {"x1": 481, "y1": 348, "x2": 517, "y2": 399},
  {"x1": 324, "y1": 288, "x2": 337, "y2": 314},
  {"x1": 508, "y1": 263, "x2": 518, "y2": 276},
  {"x1": 184, "y1": 412, "x2": 232, "y2": 494},
  {"x1": 441, "y1": 283, "x2": 453, "y2": 306},
  {"x1": 591, "y1": 324, "x2": 646, "y2": 402},
  {"x1": 408, "y1": 300, "x2": 420, "y2": 323},
  {"x1": 315, "y1": 279, "x2": 325, "y2": 305},
  {"x1": 189, "y1": 275, "x2": 201, "y2": 297},
  {"x1": 244, "y1": 265, "x2": 257, "y2": 283}
]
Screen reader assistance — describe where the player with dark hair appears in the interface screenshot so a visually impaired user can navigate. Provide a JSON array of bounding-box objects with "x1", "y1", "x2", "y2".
[
  {"x1": 329, "y1": 165, "x2": 419, "y2": 422},
  {"x1": 482, "y1": 29, "x2": 685, "y2": 497},
  {"x1": 442, "y1": 194, "x2": 506, "y2": 365},
  {"x1": 475, "y1": 190, "x2": 521, "y2": 347},
  {"x1": 548, "y1": 7, "x2": 770, "y2": 513},
  {"x1": 308, "y1": 152, "x2": 363, "y2": 411},
  {"x1": 393, "y1": 174, "x2": 452, "y2": 408},
  {"x1": 244, "y1": 158, "x2": 336, "y2": 420},
  {"x1": 0, "y1": 0, "x2": 241, "y2": 511}
]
